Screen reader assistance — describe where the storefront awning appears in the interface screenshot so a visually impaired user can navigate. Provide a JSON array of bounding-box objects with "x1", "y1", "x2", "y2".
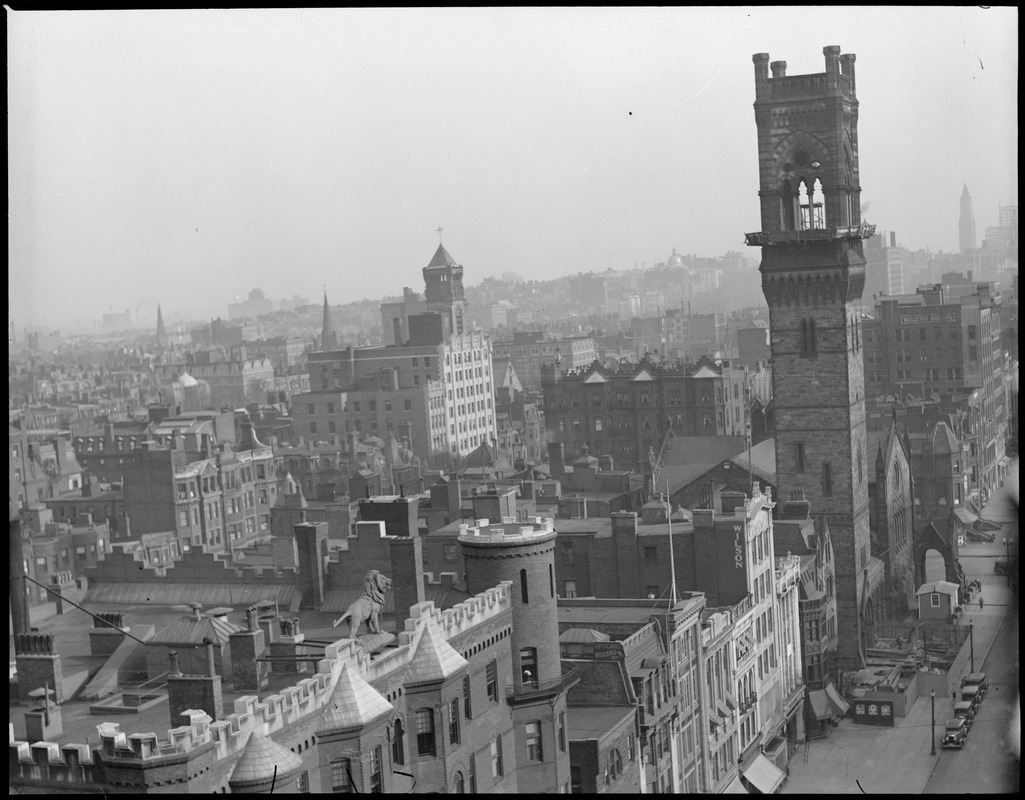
[
  {"x1": 808, "y1": 689, "x2": 832, "y2": 721},
  {"x1": 743, "y1": 754, "x2": 786, "y2": 794},
  {"x1": 998, "y1": 455, "x2": 1011, "y2": 468},
  {"x1": 954, "y1": 508, "x2": 978, "y2": 525},
  {"x1": 717, "y1": 700, "x2": 733, "y2": 720},
  {"x1": 825, "y1": 683, "x2": 850, "y2": 716},
  {"x1": 724, "y1": 775, "x2": 750, "y2": 793}
]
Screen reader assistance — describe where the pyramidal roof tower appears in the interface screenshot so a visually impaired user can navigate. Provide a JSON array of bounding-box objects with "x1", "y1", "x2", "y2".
[{"x1": 423, "y1": 240, "x2": 466, "y2": 335}]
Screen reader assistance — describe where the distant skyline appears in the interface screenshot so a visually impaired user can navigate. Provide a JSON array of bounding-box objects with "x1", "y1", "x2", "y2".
[{"x1": 8, "y1": 7, "x2": 1018, "y2": 330}]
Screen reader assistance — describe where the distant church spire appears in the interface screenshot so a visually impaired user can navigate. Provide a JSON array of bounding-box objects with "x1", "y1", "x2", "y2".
[
  {"x1": 155, "y1": 304, "x2": 167, "y2": 349},
  {"x1": 321, "y1": 289, "x2": 337, "y2": 350},
  {"x1": 959, "y1": 183, "x2": 977, "y2": 253}
]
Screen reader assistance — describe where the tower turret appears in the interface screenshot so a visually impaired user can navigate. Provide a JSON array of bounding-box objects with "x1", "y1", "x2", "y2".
[{"x1": 459, "y1": 514, "x2": 572, "y2": 793}]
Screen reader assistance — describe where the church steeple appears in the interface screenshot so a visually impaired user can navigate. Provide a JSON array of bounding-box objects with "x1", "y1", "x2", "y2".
[
  {"x1": 155, "y1": 304, "x2": 167, "y2": 350},
  {"x1": 321, "y1": 290, "x2": 337, "y2": 351},
  {"x1": 959, "y1": 183, "x2": 977, "y2": 254}
]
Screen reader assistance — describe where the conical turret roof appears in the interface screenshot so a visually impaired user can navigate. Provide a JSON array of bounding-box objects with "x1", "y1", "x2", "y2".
[
  {"x1": 319, "y1": 663, "x2": 393, "y2": 732},
  {"x1": 230, "y1": 729, "x2": 302, "y2": 786}
]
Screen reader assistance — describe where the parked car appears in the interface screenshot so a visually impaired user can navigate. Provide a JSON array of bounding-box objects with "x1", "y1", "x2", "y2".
[
  {"x1": 960, "y1": 683, "x2": 983, "y2": 710},
  {"x1": 994, "y1": 559, "x2": 1010, "y2": 575},
  {"x1": 954, "y1": 700, "x2": 976, "y2": 727},
  {"x1": 962, "y1": 672, "x2": 989, "y2": 699},
  {"x1": 941, "y1": 717, "x2": 969, "y2": 749},
  {"x1": 967, "y1": 530, "x2": 996, "y2": 543}
]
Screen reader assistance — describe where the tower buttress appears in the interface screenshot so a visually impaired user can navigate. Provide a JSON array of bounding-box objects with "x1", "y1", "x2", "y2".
[{"x1": 747, "y1": 46, "x2": 874, "y2": 670}]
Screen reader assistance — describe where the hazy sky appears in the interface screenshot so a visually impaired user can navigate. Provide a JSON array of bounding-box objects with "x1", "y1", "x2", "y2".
[{"x1": 8, "y1": 7, "x2": 1018, "y2": 330}]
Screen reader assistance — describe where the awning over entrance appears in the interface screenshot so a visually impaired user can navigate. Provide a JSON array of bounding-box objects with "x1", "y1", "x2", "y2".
[
  {"x1": 825, "y1": 683, "x2": 850, "y2": 716},
  {"x1": 743, "y1": 754, "x2": 786, "y2": 794},
  {"x1": 724, "y1": 775, "x2": 750, "y2": 793},
  {"x1": 717, "y1": 700, "x2": 733, "y2": 720},
  {"x1": 808, "y1": 689, "x2": 832, "y2": 721},
  {"x1": 998, "y1": 455, "x2": 1011, "y2": 468},
  {"x1": 953, "y1": 508, "x2": 978, "y2": 526}
]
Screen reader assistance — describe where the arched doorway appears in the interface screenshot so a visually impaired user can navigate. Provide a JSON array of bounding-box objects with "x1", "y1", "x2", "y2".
[{"x1": 923, "y1": 548, "x2": 946, "y2": 583}]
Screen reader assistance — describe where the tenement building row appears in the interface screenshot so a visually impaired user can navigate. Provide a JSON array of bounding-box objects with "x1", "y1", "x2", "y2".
[{"x1": 11, "y1": 480, "x2": 805, "y2": 794}]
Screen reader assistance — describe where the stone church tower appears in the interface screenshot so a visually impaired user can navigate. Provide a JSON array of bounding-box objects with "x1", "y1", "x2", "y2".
[
  {"x1": 423, "y1": 244, "x2": 466, "y2": 336},
  {"x1": 747, "y1": 46, "x2": 878, "y2": 669}
]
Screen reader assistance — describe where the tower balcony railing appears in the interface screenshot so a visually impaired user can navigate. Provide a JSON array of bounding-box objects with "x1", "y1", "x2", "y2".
[
  {"x1": 744, "y1": 224, "x2": 876, "y2": 246},
  {"x1": 505, "y1": 665, "x2": 581, "y2": 703}
]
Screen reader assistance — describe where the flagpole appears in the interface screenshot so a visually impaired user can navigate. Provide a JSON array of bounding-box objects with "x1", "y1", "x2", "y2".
[{"x1": 666, "y1": 474, "x2": 678, "y2": 607}]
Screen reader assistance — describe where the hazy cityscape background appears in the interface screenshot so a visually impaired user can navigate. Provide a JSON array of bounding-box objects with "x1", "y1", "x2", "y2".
[
  {"x1": 7, "y1": 7, "x2": 1019, "y2": 797},
  {"x1": 8, "y1": 7, "x2": 1017, "y2": 333}
]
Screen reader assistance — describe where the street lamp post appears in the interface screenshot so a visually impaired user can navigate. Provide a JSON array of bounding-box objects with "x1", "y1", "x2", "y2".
[
  {"x1": 1004, "y1": 537, "x2": 1012, "y2": 588},
  {"x1": 969, "y1": 623, "x2": 975, "y2": 673},
  {"x1": 930, "y1": 690, "x2": 936, "y2": 756}
]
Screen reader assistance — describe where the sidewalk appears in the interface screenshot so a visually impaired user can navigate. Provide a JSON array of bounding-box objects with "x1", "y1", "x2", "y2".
[{"x1": 782, "y1": 576, "x2": 1013, "y2": 794}]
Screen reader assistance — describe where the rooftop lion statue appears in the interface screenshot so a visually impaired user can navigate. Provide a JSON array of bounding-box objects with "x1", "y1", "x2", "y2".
[{"x1": 332, "y1": 569, "x2": 392, "y2": 639}]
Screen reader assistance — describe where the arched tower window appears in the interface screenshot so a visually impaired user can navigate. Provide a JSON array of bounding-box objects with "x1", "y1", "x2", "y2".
[
  {"x1": 520, "y1": 568, "x2": 529, "y2": 604},
  {"x1": 810, "y1": 179, "x2": 825, "y2": 228},
  {"x1": 800, "y1": 319, "x2": 809, "y2": 354},
  {"x1": 780, "y1": 179, "x2": 797, "y2": 231},
  {"x1": 798, "y1": 181, "x2": 812, "y2": 230},
  {"x1": 809, "y1": 319, "x2": 817, "y2": 354}
]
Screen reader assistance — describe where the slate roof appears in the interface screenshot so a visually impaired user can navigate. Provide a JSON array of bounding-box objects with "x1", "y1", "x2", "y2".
[
  {"x1": 728, "y1": 438, "x2": 776, "y2": 485},
  {"x1": 427, "y1": 244, "x2": 458, "y2": 268},
  {"x1": 662, "y1": 436, "x2": 748, "y2": 494},
  {"x1": 151, "y1": 612, "x2": 242, "y2": 647},
  {"x1": 85, "y1": 582, "x2": 295, "y2": 610},
  {"x1": 559, "y1": 627, "x2": 610, "y2": 645}
]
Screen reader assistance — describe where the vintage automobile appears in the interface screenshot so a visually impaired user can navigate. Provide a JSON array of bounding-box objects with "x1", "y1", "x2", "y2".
[
  {"x1": 941, "y1": 717, "x2": 969, "y2": 749},
  {"x1": 960, "y1": 683, "x2": 983, "y2": 710},
  {"x1": 994, "y1": 558, "x2": 1010, "y2": 575},
  {"x1": 954, "y1": 700, "x2": 976, "y2": 727},
  {"x1": 961, "y1": 672, "x2": 989, "y2": 699}
]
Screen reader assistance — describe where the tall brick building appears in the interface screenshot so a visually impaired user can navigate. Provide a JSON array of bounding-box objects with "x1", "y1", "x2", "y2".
[
  {"x1": 301, "y1": 246, "x2": 497, "y2": 468},
  {"x1": 746, "y1": 46, "x2": 883, "y2": 668},
  {"x1": 541, "y1": 356, "x2": 747, "y2": 476}
]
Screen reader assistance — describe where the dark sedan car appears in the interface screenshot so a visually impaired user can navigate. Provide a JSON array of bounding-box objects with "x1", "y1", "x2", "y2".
[{"x1": 942, "y1": 717, "x2": 969, "y2": 749}]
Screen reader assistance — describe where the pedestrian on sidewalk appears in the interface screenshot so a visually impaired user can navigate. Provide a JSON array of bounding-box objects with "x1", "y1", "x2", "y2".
[
  {"x1": 952, "y1": 689, "x2": 957, "y2": 703},
  {"x1": 979, "y1": 596, "x2": 984, "y2": 610}
]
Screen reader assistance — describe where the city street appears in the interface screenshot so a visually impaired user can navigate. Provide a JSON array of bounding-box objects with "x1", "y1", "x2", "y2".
[
  {"x1": 783, "y1": 478, "x2": 1019, "y2": 794},
  {"x1": 926, "y1": 480, "x2": 1019, "y2": 794}
]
